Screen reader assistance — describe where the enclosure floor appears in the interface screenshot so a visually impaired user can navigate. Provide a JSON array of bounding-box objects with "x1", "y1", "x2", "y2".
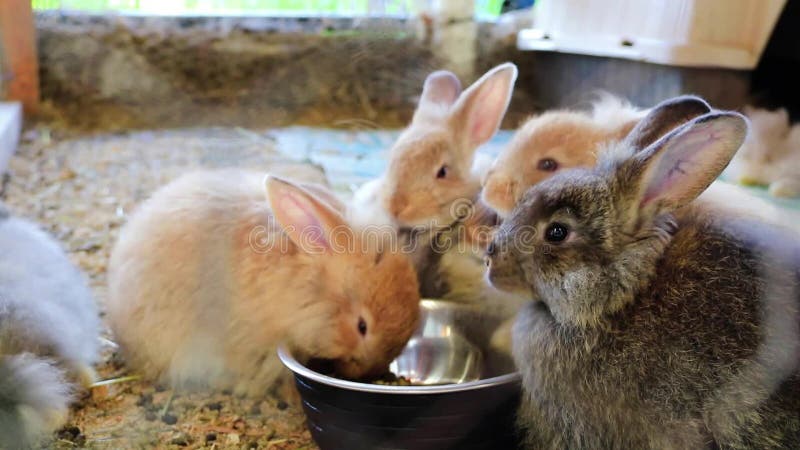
[{"x1": 2, "y1": 127, "x2": 338, "y2": 450}]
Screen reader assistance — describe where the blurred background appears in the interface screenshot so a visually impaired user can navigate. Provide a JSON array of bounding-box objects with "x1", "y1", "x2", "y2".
[{"x1": 5, "y1": 0, "x2": 795, "y2": 134}]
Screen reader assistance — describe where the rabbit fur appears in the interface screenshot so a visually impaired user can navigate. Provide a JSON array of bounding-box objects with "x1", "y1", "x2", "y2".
[
  {"x1": 107, "y1": 171, "x2": 420, "y2": 396},
  {"x1": 0, "y1": 204, "x2": 100, "y2": 448},
  {"x1": 482, "y1": 93, "x2": 646, "y2": 218},
  {"x1": 347, "y1": 64, "x2": 523, "y2": 310},
  {"x1": 487, "y1": 102, "x2": 800, "y2": 449}
]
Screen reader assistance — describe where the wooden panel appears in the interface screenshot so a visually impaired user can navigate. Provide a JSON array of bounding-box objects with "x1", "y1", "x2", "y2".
[{"x1": 0, "y1": 0, "x2": 39, "y2": 114}]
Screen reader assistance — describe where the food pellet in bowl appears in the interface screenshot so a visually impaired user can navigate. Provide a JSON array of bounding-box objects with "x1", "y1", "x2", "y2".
[{"x1": 371, "y1": 372, "x2": 413, "y2": 386}]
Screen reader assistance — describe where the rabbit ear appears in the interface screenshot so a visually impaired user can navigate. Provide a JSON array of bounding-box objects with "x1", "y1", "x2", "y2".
[
  {"x1": 623, "y1": 96, "x2": 712, "y2": 152},
  {"x1": 419, "y1": 70, "x2": 462, "y2": 107},
  {"x1": 449, "y1": 63, "x2": 518, "y2": 154},
  {"x1": 265, "y1": 175, "x2": 352, "y2": 254},
  {"x1": 623, "y1": 112, "x2": 747, "y2": 223}
]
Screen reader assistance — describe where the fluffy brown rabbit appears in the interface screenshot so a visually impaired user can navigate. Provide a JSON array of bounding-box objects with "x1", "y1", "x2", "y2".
[
  {"x1": 107, "y1": 171, "x2": 420, "y2": 396},
  {"x1": 481, "y1": 95, "x2": 723, "y2": 217},
  {"x1": 348, "y1": 64, "x2": 518, "y2": 308},
  {"x1": 487, "y1": 106, "x2": 800, "y2": 448},
  {"x1": 378, "y1": 62, "x2": 517, "y2": 229}
]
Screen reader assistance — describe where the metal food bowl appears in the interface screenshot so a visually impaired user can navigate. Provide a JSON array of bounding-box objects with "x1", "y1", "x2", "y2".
[{"x1": 278, "y1": 299, "x2": 522, "y2": 450}]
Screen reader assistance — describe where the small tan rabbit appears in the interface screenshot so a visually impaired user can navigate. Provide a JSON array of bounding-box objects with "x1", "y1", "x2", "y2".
[
  {"x1": 482, "y1": 95, "x2": 721, "y2": 218},
  {"x1": 378, "y1": 62, "x2": 518, "y2": 229},
  {"x1": 107, "y1": 171, "x2": 420, "y2": 396},
  {"x1": 482, "y1": 95, "x2": 646, "y2": 217},
  {"x1": 487, "y1": 102, "x2": 800, "y2": 449},
  {"x1": 347, "y1": 64, "x2": 519, "y2": 308}
]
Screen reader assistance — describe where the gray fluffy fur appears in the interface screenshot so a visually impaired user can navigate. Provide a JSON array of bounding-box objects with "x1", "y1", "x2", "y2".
[
  {"x1": 488, "y1": 103, "x2": 800, "y2": 449},
  {"x1": 0, "y1": 205, "x2": 99, "y2": 448}
]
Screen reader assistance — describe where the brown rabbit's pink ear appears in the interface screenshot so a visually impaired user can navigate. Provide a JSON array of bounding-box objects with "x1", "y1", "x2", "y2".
[
  {"x1": 625, "y1": 112, "x2": 747, "y2": 222},
  {"x1": 419, "y1": 70, "x2": 462, "y2": 107},
  {"x1": 623, "y1": 95, "x2": 712, "y2": 152},
  {"x1": 449, "y1": 63, "x2": 518, "y2": 153},
  {"x1": 265, "y1": 175, "x2": 352, "y2": 255}
]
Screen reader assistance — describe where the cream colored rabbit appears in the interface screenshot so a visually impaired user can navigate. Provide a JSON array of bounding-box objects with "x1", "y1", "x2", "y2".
[{"x1": 107, "y1": 172, "x2": 420, "y2": 396}]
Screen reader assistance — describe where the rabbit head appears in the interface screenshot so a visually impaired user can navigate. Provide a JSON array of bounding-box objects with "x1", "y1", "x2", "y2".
[
  {"x1": 380, "y1": 63, "x2": 518, "y2": 229},
  {"x1": 486, "y1": 107, "x2": 747, "y2": 327},
  {"x1": 266, "y1": 176, "x2": 420, "y2": 379},
  {"x1": 483, "y1": 95, "x2": 711, "y2": 218}
]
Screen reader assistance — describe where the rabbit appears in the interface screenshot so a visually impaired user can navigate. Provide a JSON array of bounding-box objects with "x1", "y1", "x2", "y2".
[
  {"x1": 728, "y1": 106, "x2": 800, "y2": 198},
  {"x1": 0, "y1": 202, "x2": 100, "y2": 448},
  {"x1": 106, "y1": 171, "x2": 421, "y2": 397},
  {"x1": 483, "y1": 94, "x2": 679, "y2": 218},
  {"x1": 486, "y1": 101, "x2": 800, "y2": 449},
  {"x1": 347, "y1": 64, "x2": 518, "y2": 308},
  {"x1": 376, "y1": 62, "x2": 518, "y2": 230}
]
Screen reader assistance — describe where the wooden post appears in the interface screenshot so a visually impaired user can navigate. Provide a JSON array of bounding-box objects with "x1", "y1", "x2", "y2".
[{"x1": 0, "y1": 0, "x2": 39, "y2": 114}]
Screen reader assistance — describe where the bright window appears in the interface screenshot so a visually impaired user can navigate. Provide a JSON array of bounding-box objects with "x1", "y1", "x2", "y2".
[{"x1": 32, "y1": 0, "x2": 505, "y2": 18}]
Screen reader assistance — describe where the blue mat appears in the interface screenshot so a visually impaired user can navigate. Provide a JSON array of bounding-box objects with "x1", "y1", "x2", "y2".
[{"x1": 269, "y1": 126, "x2": 800, "y2": 211}]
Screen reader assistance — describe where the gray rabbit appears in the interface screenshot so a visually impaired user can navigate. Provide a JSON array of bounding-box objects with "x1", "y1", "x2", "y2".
[
  {"x1": 0, "y1": 203, "x2": 100, "y2": 448},
  {"x1": 486, "y1": 99, "x2": 800, "y2": 449}
]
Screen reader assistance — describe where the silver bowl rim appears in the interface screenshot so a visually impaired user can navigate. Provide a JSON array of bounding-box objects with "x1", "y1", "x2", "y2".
[{"x1": 277, "y1": 347, "x2": 521, "y2": 395}]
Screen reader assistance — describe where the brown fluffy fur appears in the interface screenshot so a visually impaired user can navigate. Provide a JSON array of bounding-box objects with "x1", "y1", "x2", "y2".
[
  {"x1": 379, "y1": 63, "x2": 518, "y2": 228},
  {"x1": 107, "y1": 171, "x2": 419, "y2": 396},
  {"x1": 483, "y1": 95, "x2": 644, "y2": 217},
  {"x1": 488, "y1": 106, "x2": 800, "y2": 449}
]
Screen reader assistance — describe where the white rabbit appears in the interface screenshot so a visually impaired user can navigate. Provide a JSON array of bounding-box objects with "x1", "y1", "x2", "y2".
[{"x1": 0, "y1": 203, "x2": 100, "y2": 448}]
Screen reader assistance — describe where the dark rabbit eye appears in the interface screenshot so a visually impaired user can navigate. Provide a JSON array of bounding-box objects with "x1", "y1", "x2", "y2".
[
  {"x1": 537, "y1": 158, "x2": 558, "y2": 172},
  {"x1": 358, "y1": 317, "x2": 367, "y2": 336},
  {"x1": 436, "y1": 165, "x2": 448, "y2": 179},
  {"x1": 545, "y1": 222, "x2": 569, "y2": 243}
]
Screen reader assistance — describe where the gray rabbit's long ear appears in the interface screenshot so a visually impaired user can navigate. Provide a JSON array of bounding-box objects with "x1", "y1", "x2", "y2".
[
  {"x1": 619, "y1": 112, "x2": 747, "y2": 228},
  {"x1": 623, "y1": 96, "x2": 712, "y2": 152}
]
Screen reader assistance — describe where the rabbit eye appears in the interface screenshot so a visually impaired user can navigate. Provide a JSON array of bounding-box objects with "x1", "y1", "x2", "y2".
[
  {"x1": 537, "y1": 158, "x2": 558, "y2": 172},
  {"x1": 357, "y1": 317, "x2": 367, "y2": 336},
  {"x1": 545, "y1": 222, "x2": 569, "y2": 243},
  {"x1": 436, "y1": 165, "x2": 448, "y2": 179}
]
